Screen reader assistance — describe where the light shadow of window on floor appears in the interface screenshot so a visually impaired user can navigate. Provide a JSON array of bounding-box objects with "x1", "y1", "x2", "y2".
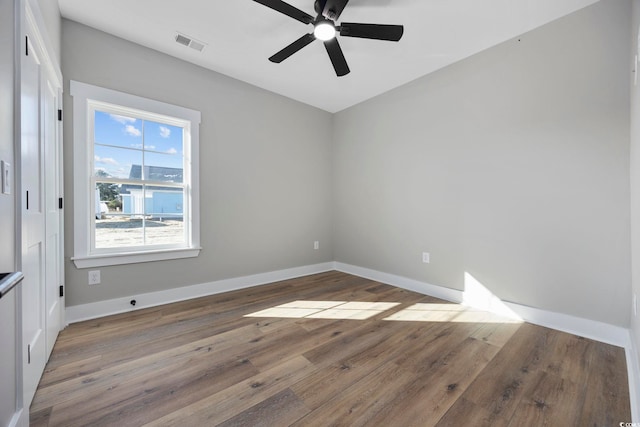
[
  {"x1": 382, "y1": 303, "x2": 521, "y2": 323},
  {"x1": 244, "y1": 300, "x2": 400, "y2": 320},
  {"x1": 244, "y1": 273, "x2": 523, "y2": 324}
]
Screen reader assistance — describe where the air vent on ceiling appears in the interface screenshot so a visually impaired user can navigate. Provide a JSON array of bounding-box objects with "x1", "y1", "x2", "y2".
[{"x1": 175, "y1": 32, "x2": 206, "y2": 52}]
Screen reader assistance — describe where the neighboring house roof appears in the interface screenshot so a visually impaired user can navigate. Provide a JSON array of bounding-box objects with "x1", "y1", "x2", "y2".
[
  {"x1": 121, "y1": 165, "x2": 183, "y2": 194},
  {"x1": 128, "y1": 165, "x2": 183, "y2": 182}
]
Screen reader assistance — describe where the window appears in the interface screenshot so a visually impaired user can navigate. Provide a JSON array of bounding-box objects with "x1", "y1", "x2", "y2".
[{"x1": 71, "y1": 81, "x2": 201, "y2": 268}]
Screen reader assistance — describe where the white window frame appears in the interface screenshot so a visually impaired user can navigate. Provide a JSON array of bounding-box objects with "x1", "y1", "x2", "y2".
[{"x1": 70, "y1": 81, "x2": 201, "y2": 268}]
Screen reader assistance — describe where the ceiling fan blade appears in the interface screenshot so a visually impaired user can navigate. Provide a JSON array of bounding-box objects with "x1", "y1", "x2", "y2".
[
  {"x1": 322, "y1": 0, "x2": 350, "y2": 21},
  {"x1": 324, "y1": 38, "x2": 350, "y2": 76},
  {"x1": 269, "y1": 33, "x2": 316, "y2": 63},
  {"x1": 253, "y1": 0, "x2": 314, "y2": 25},
  {"x1": 339, "y1": 23, "x2": 404, "y2": 41}
]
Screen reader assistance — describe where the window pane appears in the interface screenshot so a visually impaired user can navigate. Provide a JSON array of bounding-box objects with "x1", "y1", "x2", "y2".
[
  {"x1": 145, "y1": 151, "x2": 184, "y2": 178},
  {"x1": 143, "y1": 120, "x2": 183, "y2": 155},
  {"x1": 95, "y1": 217, "x2": 145, "y2": 249},
  {"x1": 94, "y1": 181, "x2": 143, "y2": 249},
  {"x1": 94, "y1": 110, "x2": 143, "y2": 149},
  {"x1": 95, "y1": 181, "x2": 121, "y2": 214},
  {"x1": 94, "y1": 145, "x2": 143, "y2": 180},
  {"x1": 144, "y1": 186, "x2": 185, "y2": 246},
  {"x1": 96, "y1": 183, "x2": 185, "y2": 248}
]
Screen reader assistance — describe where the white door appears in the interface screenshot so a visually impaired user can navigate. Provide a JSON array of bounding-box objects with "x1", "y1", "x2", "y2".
[
  {"x1": 21, "y1": 12, "x2": 64, "y2": 408},
  {"x1": 21, "y1": 32, "x2": 47, "y2": 408},
  {"x1": 43, "y1": 77, "x2": 63, "y2": 357}
]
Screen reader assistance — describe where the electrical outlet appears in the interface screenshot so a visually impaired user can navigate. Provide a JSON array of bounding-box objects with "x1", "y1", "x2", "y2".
[
  {"x1": 88, "y1": 270, "x2": 101, "y2": 285},
  {"x1": 422, "y1": 252, "x2": 430, "y2": 264},
  {"x1": 314, "y1": 241, "x2": 319, "y2": 250}
]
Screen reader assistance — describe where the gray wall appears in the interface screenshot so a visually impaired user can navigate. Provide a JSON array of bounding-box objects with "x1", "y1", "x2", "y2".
[
  {"x1": 333, "y1": 0, "x2": 631, "y2": 327},
  {"x1": 0, "y1": 0, "x2": 17, "y2": 424},
  {"x1": 62, "y1": 20, "x2": 333, "y2": 307},
  {"x1": 631, "y1": 0, "x2": 640, "y2": 366}
]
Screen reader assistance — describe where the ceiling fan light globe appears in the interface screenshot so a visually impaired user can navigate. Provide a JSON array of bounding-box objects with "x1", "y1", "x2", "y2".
[{"x1": 314, "y1": 22, "x2": 336, "y2": 41}]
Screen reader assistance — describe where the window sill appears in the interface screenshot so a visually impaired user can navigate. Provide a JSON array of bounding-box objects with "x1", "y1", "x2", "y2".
[{"x1": 72, "y1": 247, "x2": 201, "y2": 269}]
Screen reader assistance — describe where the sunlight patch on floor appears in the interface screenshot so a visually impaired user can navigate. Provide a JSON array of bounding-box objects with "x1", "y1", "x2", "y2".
[
  {"x1": 245, "y1": 296, "x2": 522, "y2": 323},
  {"x1": 382, "y1": 303, "x2": 522, "y2": 323},
  {"x1": 244, "y1": 300, "x2": 400, "y2": 320}
]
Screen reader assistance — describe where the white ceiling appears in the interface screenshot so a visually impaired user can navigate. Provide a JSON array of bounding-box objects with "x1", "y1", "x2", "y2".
[{"x1": 58, "y1": 0, "x2": 599, "y2": 113}]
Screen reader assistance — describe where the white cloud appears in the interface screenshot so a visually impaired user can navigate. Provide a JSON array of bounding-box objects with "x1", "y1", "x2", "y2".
[
  {"x1": 125, "y1": 125, "x2": 142, "y2": 137},
  {"x1": 166, "y1": 148, "x2": 178, "y2": 155},
  {"x1": 159, "y1": 126, "x2": 171, "y2": 138},
  {"x1": 95, "y1": 155, "x2": 118, "y2": 165},
  {"x1": 110, "y1": 114, "x2": 136, "y2": 124}
]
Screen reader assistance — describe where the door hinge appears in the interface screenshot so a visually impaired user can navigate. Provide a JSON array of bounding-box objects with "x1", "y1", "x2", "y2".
[
  {"x1": 25, "y1": 36, "x2": 28, "y2": 56},
  {"x1": 59, "y1": 285, "x2": 64, "y2": 297},
  {"x1": 27, "y1": 344, "x2": 31, "y2": 364},
  {"x1": 26, "y1": 190, "x2": 29, "y2": 210},
  {"x1": 58, "y1": 109, "x2": 62, "y2": 121},
  {"x1": 59, "y1": 197, "x2": 63, "y2": 209}
]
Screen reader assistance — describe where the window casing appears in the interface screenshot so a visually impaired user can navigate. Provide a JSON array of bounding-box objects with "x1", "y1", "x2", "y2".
[{"x1": 71, "y1": 81, "x2": 201, "y2": 268}]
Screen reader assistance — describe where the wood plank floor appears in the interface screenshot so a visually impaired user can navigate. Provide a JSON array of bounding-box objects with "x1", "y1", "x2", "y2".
[{"x1": 31, "y1": 271, "x2": 631, "y2": 426}]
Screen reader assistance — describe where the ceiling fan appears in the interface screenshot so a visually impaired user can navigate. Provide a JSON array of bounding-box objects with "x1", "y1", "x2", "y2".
[{"x1": 253, "y1": 0, "x2": 404, "y2": 76}]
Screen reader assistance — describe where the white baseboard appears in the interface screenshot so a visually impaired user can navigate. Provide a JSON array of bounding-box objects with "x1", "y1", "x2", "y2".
[
  {"x1": 8, "y1": 408, "x2": 26, "y2": 427},
  {"x1": 68, "y1": 260, "x2": 630, "y2": 348},
  {"x1": 500, "y1": 301, "x2": 629, "y2": 347},
  {"x1": 335, "y1": 262, "x2": 629, "y2": 347},
  {"x1": 627, "y1": 331, "x2": 640, "y2": 422},
  {"x1": 65, "y1": 262, "x2": 335, "y2": 324}
]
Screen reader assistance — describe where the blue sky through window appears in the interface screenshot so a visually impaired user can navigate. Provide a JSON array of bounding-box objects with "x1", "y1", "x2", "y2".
[{"x1": 94, "y1": 110, "x2": 184, "y2": 180}]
